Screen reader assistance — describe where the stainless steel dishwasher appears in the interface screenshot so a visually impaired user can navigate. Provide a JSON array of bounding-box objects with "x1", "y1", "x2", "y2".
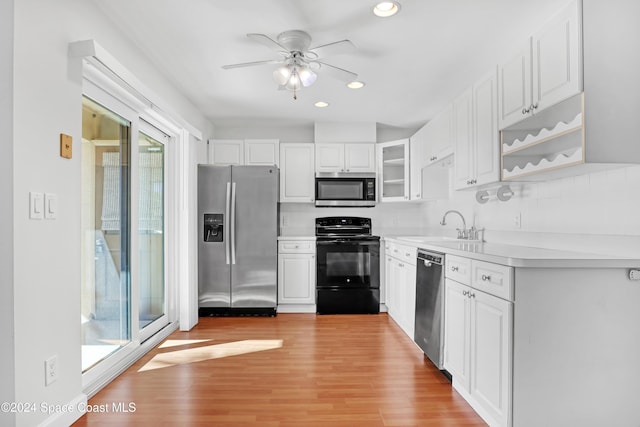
[{"x1": 414, "y1": 249, "x2": 445, "y2": 370}]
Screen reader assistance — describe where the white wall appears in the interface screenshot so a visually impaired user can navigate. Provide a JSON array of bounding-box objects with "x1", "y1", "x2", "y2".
[
  {"x1": 0, "y1": 1, "x2": 16, "y2": 426},
  {"x1": 421, "y1": 166, "x2": 640, "y2": 257},
  {"x1": 213, "y1": 122, "x2": 314, "y2": 142},
  {"x1": 10, "y1": 0, "x2": 213, "y2": 425}
]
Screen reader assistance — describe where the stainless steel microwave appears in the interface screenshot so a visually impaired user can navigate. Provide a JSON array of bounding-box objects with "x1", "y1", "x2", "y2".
[{"x1": 315, "y1": 172, "x2": 376, "y2": 207}]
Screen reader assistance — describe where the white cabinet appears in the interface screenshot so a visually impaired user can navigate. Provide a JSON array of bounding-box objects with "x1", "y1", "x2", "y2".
[
  {"x1": 453, "y1": 87, "x2": 474, "y2": 189},
  {"x1": 208, "y1": 139, "x2": 243, "y2": 165},
  {"x1": 209, "y1": 139, "x2": 280, "y2": 166},
  {"x1": 385, "y1": 241, "x2": 417, "y2": 338},
  {"x1": 423, "y1": 104, "x2": 454, "y2": 166},
  {"x1": 277, "y1": 239, "x2": 315, "y2": 310},
  {"x1": 279, "y1": 143, "x2": 315, "y2": 203},
  {"x1": 315, "y1": 143, "x2": 375, "y2": 173},
  {"x1": 378, "y1": 139, "x2": 409, "y2": 201},
  {"x1": 409, "y1": 134, "x2": 424, "y2": 200},
  {"x1": 500, "y1": 0, "x2": 640, "y2": 182},
  {"x1": 245, "y1": 139, "x2": 280, "y2": 166},
  {"x1": 454, "y1": 69, "x2": 500, "y2": 190},
  {"x1": 444, "y1": 255, "x2": 513, "y2": 427},
  {"x1": 410, "y1": 105, "x2": 453, "y2": 201},
  {"x1": 498, "y1": 0, "x2": 582, "y2": 129},
  {"x1": 443, "y1": 279, "x2": 471, "y2": 386}
]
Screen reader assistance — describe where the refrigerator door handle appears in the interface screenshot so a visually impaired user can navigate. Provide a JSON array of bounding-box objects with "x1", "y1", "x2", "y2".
[
  {"x1": 230, "y1": 181, "x2": 237, "y2": 265},
  {"x1": 225, "y1": 181, "x2": 231, "y2": 265}
]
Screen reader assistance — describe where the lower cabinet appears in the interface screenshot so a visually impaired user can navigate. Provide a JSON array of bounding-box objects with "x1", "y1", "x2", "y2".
[
  {"x1": 385, "y1": 241, "x2": 417, "y2": 339},
  {"x1": 444, "y1": 257, "x2": 513, "y2": 427},
  {"x1": 277, "y1": 239, "x2": 315, "y2": 312}
]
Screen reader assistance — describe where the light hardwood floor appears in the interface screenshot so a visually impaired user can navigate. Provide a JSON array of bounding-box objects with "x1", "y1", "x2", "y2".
[{"x1": 73, "y1": 314, "x2": 486, "y2": 426}]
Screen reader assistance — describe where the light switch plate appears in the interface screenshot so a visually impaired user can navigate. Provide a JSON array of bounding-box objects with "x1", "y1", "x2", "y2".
[
  {"x1": 45, "y1": 193, "x2": 57, "y2": 219},
  {"x1": 30, "y1": 192, "x2": 44, "y2": 219},
  {"x1": 60, "y1": 133, "x2": 72, "y2": 159}
]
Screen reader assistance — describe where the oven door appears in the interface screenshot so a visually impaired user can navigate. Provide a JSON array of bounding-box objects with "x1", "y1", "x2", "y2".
[{"x1": 316, "y1": 238, "x2": 380, "y2": 289}]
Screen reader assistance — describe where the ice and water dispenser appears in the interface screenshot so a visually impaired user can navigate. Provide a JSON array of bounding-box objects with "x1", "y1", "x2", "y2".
[{"x1": 204, "y1": 213, "x2": 223, "y2": 242}]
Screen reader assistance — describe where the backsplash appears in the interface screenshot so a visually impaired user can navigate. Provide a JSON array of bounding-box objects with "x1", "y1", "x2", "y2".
[
  {"x1": 422, "y1": 165, "x2": 640, "y2": 256},
  {"x1": 279, "y1": 202, "x2": 426, "y2": 237}
]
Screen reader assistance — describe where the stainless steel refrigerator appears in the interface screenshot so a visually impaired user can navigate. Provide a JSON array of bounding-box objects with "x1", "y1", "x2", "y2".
[{"x1": 197, "y1": 164, "x2": 279, "y2": 316}]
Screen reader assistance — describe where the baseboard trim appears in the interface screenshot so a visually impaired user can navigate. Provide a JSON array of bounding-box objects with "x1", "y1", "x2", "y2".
[{"x1": 37, "y1": 393, "x2": 87, "y2": 427}]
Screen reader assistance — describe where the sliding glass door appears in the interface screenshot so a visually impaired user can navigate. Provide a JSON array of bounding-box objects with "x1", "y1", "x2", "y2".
[
  {"x1": 138, "y1": 123, "x2": 168, "y2": 342},
  {"x1": 81, "y1": 96, "x2": 132, "y2": 372},
  {"x1": 81, "y1": 92, "x2": 171, "y2": 373}
]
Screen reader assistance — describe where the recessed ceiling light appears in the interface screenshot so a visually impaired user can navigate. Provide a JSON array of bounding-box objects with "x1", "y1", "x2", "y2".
[
  {"x1": 347, "y1": 81, "x2": 365, "y2": 89},
  {"x1": 314, "y1": 101, "x2": 329, "y2": 108},
  {"x1": 373, "y1": 1, "x2": 401, "y2": 17}
]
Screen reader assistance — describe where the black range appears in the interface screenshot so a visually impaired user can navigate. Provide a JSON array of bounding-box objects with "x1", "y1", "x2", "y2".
[{"x1": 315, "y1": 217, "x2": 380, "y2": 314}]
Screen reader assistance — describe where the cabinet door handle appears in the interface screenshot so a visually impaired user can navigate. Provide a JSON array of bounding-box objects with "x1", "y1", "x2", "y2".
[
  {"x1": 462, "y1": 290, "x2": 468, "y2": 296},
  {"x1": 481, "y1": 274, "x2": 491, "y2": 281},
  {"x1": 522, "y1": 107, "x2": 531, "y2": 114},
  {"x1": 399, "y1": 263, "x2": 405, "y2": 267},
  {"x1": 531, "y1": 103, "x2": 539, "y2": 111},
  {"x1": 451, "y1": 266, "x2": 459, "y2": 272},
  {"x1": 469, "y1": 292, "x2": 475, "y2": 299},
  {"x1": 405, "y1": 252, "x2": 411, "y2": 257}
]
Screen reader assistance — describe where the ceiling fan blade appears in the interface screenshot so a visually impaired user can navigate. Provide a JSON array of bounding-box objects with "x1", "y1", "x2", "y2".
[
  {"x1": 316, "y1": 61, "x2": 358, "y2": 83},
  {"x1": 222, "y1": 59, "x2": 282, "y2": 70},
  {"x1": 309, "y1": 40, "x2": 356, "y2": 58},
  {"x1": 247, "y1": 33, "x2": 289, "y2": 52}
]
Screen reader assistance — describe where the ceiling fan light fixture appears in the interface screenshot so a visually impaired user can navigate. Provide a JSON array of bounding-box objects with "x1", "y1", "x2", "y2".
[
  {"x1": 273, "y1": 66, "x2": 292, "y2": 86},
  {"x1": 373, "y1": 1, "x2": 401, "y2": 17},
  {"x1": 284, "y1": 71, "x2": 302, "y2": 91},
  {"x1": 298, "y1": 66, "x2": 317, "y2": 87},
  {"x1": 347, "y1": 81, "x2": 365, "y2": 89}
]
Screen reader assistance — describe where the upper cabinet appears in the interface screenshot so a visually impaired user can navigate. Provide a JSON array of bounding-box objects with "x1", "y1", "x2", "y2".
[
  {"x1": 245, "y1": 139, "x2": 280, "y2": 166},
  {"x1": 378, "y1": 139, "x2": 410, "y2": 202},
  {"x1": 498, "y1": 0, "x2": 582, "y2": 129},
  {"x1": 423, "y1": 105, "x2": 454, "y2": 166},
  {"x1": 501, "y1": 0, "x2": 640, "y2": 181},
  {"x1": 208, "y1": 139, "x2": 243, "y2": 165},
  {"x1": 209, "y1": 139, "x2": 280, "y2": 166},
  {"x1": 409, "y1": 105, "x2": 453, "y2": 201},
  {"x1": 315, "y1": 143, "x2": 376, "y2": 173},
  {"x1": 280, "y1": 143, "x2": 315, "y2": 203},
  {"x1": 454, "y1": 68, "x2": 500, "y2": 190}
]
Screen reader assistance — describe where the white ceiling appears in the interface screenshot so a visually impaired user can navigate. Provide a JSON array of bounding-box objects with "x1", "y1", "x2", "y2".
[{"x1": 92, "y1": 0, "x2": 572, "y2": 131}]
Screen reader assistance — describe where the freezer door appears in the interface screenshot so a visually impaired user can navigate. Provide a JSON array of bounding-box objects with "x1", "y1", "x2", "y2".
[
  {"x1": 198, "y1": 165, "x2": 232, "y2": 307},
  {"x1": 231, "y1": 166, "x2": 279, "y2": 308}
]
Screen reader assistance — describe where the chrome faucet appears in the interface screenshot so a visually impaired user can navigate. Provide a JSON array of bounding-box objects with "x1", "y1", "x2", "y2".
[{"x1": 440, "y1": 210, "x2": 469, "y2": 239}]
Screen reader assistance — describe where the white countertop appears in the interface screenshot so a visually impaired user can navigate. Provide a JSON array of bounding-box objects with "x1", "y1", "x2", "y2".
[
  {"x1": 277, "y1": 236, "x2": 316, "y2": 241},
  {"x1": 384, "y1": 236, "x2": 640, "y2": 268}
]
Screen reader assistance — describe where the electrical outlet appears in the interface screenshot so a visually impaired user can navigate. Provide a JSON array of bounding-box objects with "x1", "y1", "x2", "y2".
[
  {"x1": 45, "y1": 355, "x2": 58, "y2": 386},
  {"x1": 513, "y1": 212, "x2": 521, "y2": 229}
]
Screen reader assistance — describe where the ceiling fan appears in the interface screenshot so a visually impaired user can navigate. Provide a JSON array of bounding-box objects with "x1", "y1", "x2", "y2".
[{"x1": 222, "y1": 30, "x2": 358, "y2": 99}]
